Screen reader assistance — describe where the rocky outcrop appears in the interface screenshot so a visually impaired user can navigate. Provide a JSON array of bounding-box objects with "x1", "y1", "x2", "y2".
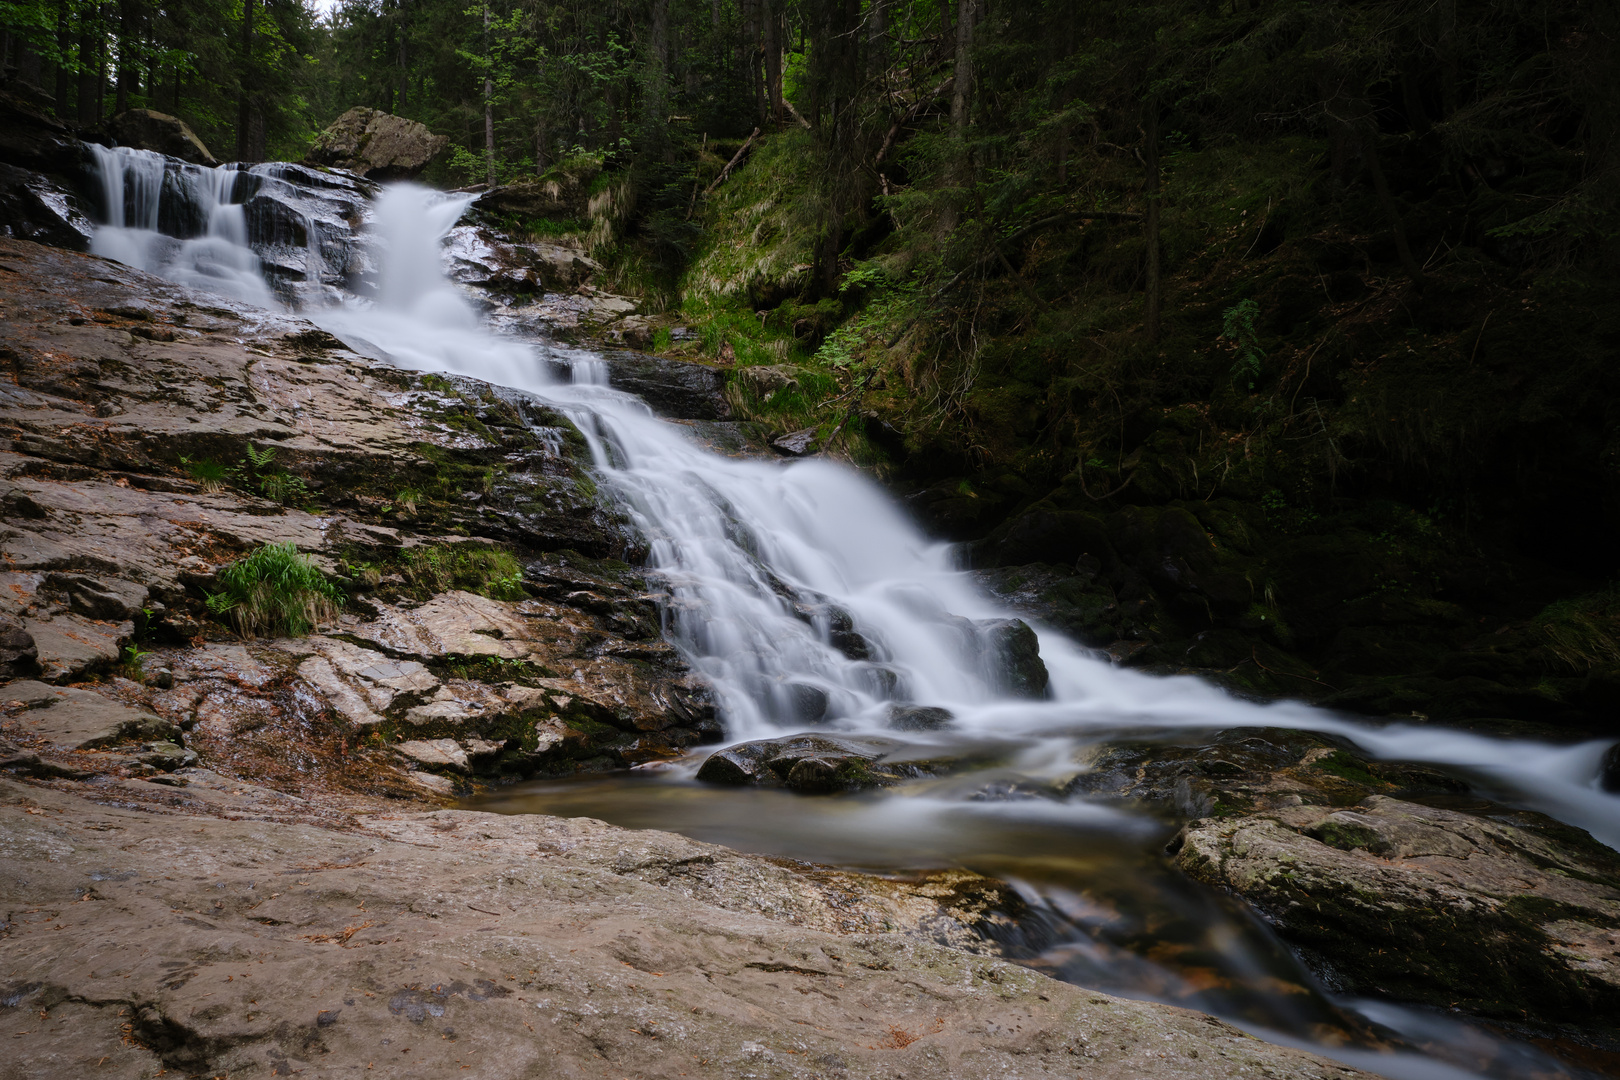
[
  {"x1": 0, "y1": 778, "x2": 1377, "y2": 1080},
  {"x1": 443, "y1": 223, "x2": 601, "y2": 293},
  {"x1": 0, "y1": 235, "x2": 689, "y2": 792},
  {"x1": 1066, "y1": 726, "x2": 1620, "y2": 1031},
  {"x1": 305, "y1": 106, "x2": 448, "y2": 179},
  {"x1": 1175, "y1": 794, "x2": 1620, "y2": 1026},
  {"x1": 107, "y1": 108, "x2": 217, "y2": 165},
  {"x1": 0, "y1": 161, "x2": 96, "y2": 249}
]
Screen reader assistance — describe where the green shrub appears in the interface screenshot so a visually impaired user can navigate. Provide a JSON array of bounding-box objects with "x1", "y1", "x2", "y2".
[{"x1": 206, "y1": 542, "x2": 343, "y2": 638}]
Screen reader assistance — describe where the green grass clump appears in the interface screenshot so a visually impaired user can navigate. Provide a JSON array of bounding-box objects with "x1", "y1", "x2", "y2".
[
  {"x1": 1532, "y1": 585, "x2": 1620, "y2": 670},
  {"x1": 206, "y1": 542, "x2": 343, "y2": 638},
  {"x1": 397, "y1": 543, "x2": 527, "y2": 601}
]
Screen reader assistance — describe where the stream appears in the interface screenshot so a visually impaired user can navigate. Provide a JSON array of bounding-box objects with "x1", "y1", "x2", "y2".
[{"x1": 88, "y1": 147, "x2": 1620, "y2": 1080}]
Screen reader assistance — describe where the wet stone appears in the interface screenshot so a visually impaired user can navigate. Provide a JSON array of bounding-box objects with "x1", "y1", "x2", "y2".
[{"x1": 888, "y1": 704, "x2": 954, "y2": 732}]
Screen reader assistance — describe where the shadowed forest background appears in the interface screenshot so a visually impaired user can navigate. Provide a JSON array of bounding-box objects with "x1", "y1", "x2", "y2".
[{"x1": 3, "y1": 0, "x2": 1620, "y2": 724}]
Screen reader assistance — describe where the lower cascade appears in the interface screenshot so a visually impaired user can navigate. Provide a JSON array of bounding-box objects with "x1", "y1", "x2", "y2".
[{"x1": 30, "y1": 145, "x2": 1620, "y2": 1080}]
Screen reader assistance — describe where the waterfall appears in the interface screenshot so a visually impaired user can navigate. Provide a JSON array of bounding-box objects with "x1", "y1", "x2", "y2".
[
  {"x1": 81, "y1": 169, "x2": 1620, "y2": 1080},
  {"x1": 314, "y1": 186, "x2": 1620, "y2": 851}
]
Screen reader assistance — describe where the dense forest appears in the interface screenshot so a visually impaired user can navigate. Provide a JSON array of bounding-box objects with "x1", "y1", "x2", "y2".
[{"x1": 4, "y1": 0, "x2": 1620, "y2": 712}]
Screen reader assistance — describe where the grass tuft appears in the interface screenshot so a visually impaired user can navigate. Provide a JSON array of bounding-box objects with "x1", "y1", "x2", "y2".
[{"x1": 206, "y1": 542, "x2": 343, "y2": 638}]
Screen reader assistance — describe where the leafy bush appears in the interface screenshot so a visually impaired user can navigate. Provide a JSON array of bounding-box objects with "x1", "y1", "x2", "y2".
[{"x1": 206, "y1": 543, "x2": 343, "y2": 638}]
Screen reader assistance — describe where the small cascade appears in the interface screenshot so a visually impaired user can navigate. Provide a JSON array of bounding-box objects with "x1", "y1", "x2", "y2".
[{"x1": 84, "y1": 145, "x2": 376, "y2": 307}]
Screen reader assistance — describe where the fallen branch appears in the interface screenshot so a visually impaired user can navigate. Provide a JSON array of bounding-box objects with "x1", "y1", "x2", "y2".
[
  {"x1": 701, "y1": 127, "x2": 761, "y2": 199},
  {"x1": 782, "y1": 99, "x2": 813, "y2": 130}
]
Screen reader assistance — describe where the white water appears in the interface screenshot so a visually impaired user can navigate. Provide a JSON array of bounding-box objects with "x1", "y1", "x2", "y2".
[
  {"x1": 89, "y1": 144, "x2": 275, "y2": 308},
  {"x1": 88, "y1": 170, "x2": 1620, "y2": 1080}
]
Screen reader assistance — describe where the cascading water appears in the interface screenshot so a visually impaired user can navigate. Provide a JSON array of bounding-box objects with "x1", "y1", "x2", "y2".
[
  {"x1": 87, "y1": 172, "x2": 1620, "y2": 1080},
  {"x1": 89, "y1": 144, "x2": 275, "y2": 308}
]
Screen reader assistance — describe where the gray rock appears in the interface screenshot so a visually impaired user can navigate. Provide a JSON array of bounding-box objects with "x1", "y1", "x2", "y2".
[
  {"x1": 396, "y1": 738, "x2": 470, "y2": 772},
  {"x1": 736, "y1": 364, "x2": 804, "y2": 397},
  {"x1": 771, "y1": 426, "x2": 818, "y2": 456},
  {"x1": 888, "y1": 704, "x2": 954, "y2": 731},
  {"x1": 304, "y1": 107, "x2": 448, "y2": 179},
  {"x1": 594, "y1": 350, "x2": 731, "y2": 420},
  {"x1": 107, "y1": 109, "x2": 217, "y2": 166},
  {"x1": 696, "y1": 733, "x2": 904, "y2": 793},
  {"x1": 136, "y1": 740, "x2": 199, "y2": 771},
  {"x1": 2, "y1": 683, "x2": 177, "y2": 748},
  {"x1": 1176, "y1": 794, "x2": 1620, "y2": 1025},
  {"x1": 21, "y1": 611, "x2": 133, "y2": 682},
  {"x1": 0, "y1": 162, "x2": 96, "y2": 251},
  {"x1": 979, "y1": 617, "x2": 1049, "y2": 698}
]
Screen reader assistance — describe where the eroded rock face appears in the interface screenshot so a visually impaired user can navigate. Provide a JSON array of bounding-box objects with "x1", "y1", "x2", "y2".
[
  {"x1": 1066, "y1": 726, "x2": 1620, "y2": 1029},
  {"x1": 305, "y1": 107, "x2": 449, "y2": 180},
  {"x1": 0, "y1": 779, "x2": 1375, "y2": 1080},
  {"x1": 107, "y1": 108, "x2": 217, "y2": 166},
  {"x1": 0, "y1": 235, "x2": 696, "y2": 792}
]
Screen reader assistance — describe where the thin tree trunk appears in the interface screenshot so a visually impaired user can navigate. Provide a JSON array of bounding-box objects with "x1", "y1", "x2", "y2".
[
  {"x1": 54, "y1": 0, "x2": 70, "y2": 114},
  {"x1": 1358, "y1": 123, "x2": 1426, "y2": 288},
  {"x1": 95, "y1": 5, "x2": 108, "y2": 123},
  {"x1": 114, "y1": 0, "x2": 130, "y2": 114},
  {"x1": 76, "y1": 17, "x2": 96, "y2": 126},
  {"x1": 382, "y1": 12, "x2": 395, "y2": 113},
  {"x1": 235, "y1": 0, "x2": 255, "y2": 159},
  {"x1": 941, "y1": 0, "x2": 974, "y2": 234},
  {"x1": 396, "y1": 0, "x2": 409, "y2": 112},
  {"x1": 483, "y1": 2, "x2": 494, "y2": 187},
  {"x1": 761, "y1": 0, "x2": 780, "y2": 126},
  {"x1": 1144, "y1": 96, "x2": 1161, "y2": 343}
]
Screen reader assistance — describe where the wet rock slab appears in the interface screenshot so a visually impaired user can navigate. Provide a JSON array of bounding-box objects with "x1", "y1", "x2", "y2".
[
  {"x1": 1069, "y1": 727, "x2": 1620, "y2": 1031},
  {"x1": 0, "y1": 776, "x2": 1381, "y2": 1080}
]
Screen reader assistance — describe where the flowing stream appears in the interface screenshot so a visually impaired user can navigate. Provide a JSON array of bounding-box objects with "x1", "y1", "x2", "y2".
[{"x1": 87, "y1": 151, "x2": 1620, "y2": 1080}]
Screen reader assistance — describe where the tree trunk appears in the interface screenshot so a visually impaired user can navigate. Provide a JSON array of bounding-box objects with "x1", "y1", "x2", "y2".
[
  {"x1": 54, "y1": 0, "x2": 70, "y2": 115},
  {"x1": 743, "y1": 0, "x2": 762, "y2": 125},
  {"x1": 235, "y1": 0, "x2": 255, "y2": 160},
  {"x1": 1357, "y1": 123, "x2": 1426, "y2": 288},
  {"x1": 941, "y1": 0, "x2": 975, "y2": 234},
  {"x1": 76, "y1": 17, "x2": 96, "y2": 126},
  {"x1": 1144, "y1": 96, "x2": 1161, "y2": 343},
  {"x1": 382, "y1": 11, "x2": 396, "y2": 113},
  {"x1": 643, "y1": 0, "x2": 670, "y2": 154},
  {"x1": 761, "y1": 0, "x2": 780, "y2": 126},
  {"x1": 114, "y1": 0, "x2": 130, "y2": 114},
  {"x1": 867, "y1": 0, "x2": 886, "y2": 79},
  {"x1": 95, "y1": 5, "x2": 108, "y2": 123},
  {"x1": 396, "y1": 0, "x2": 409, "y2": 112},
  {"x1": 483, "y1": 1, "x2": 494, "y2": 187}
]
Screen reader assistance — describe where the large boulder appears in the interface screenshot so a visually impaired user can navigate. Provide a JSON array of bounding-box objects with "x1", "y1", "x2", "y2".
[
  {"x1": 305, "y1": 107, "x2": 448, "y2": 180},
  {"x1": 107, "y1": 109, "x2": 217, "y2": 166}
]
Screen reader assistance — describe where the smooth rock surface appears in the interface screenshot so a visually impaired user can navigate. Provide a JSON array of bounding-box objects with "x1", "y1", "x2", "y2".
[{"x1": 0, "y1": 777, "x2": 1377, "y2": 1080}]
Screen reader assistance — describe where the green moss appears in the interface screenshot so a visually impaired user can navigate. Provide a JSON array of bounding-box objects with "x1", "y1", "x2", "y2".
[{"x1": 1312, "y1": 750, "x2": 1390, "y2": 790}]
